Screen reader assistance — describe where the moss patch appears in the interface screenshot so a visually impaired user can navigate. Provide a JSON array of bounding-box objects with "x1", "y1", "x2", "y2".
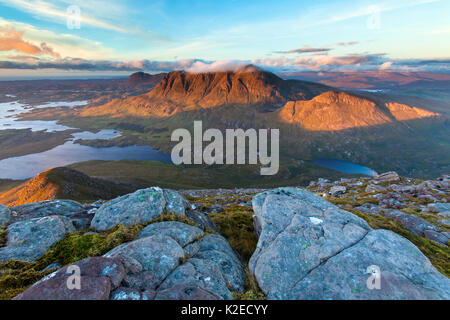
[
  {"x1": 198, "y1": 195, "x2": 265, "y2": 299},
  {"x1": 209, "y1": 204, "x2": 257, "y2": 262},
  {"x1": 0, "y1": 227, "x2": 7, "y2": 248},
  {"x1": 0, "y1": 260, "x2": 53, "y2": 300},
  {"x1": 233, "y1": 265, "x2": 266, "y2": 300}
]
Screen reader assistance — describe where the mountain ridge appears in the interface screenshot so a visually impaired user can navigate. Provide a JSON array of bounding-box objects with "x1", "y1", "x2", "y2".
[
  {"x1": 0, "y1": 167, "x2": 140, "y2": 207},
  {"x1": 78, "y1": 66, "x2": 441, "y2": 132},
  {"x1": 278, "y1": 91, "x2": 440, "y2": 131},
  {"x1": 79, "y1": 65, "x2": 331, "y2": 118}
]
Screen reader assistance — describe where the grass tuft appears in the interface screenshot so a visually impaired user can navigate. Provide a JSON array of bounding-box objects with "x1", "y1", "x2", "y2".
[{"x1": 0, "y1": 227, "x2": 7, "y2": 248}]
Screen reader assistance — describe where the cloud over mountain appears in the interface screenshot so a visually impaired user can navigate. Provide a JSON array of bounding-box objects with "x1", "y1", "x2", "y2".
[
  {"x1": 252, "y1": 53, "x2": 387, "y2": 71},
  {"x1": 185, "y1": 60, "x2": 250, "y2": 73}
]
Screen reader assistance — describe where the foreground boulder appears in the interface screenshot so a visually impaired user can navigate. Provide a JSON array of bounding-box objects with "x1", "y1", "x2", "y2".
[
  {"x1": 11, "y1": 200, "x2": 85, "y2": 221},
  {"x1": 15, "y1": 220, "x2": 244, "y2": 300},
  {"x1": 0, "y1": 216, "x2": 75, "y2": 262},
  {"x1": 138, "y1": 221, "x2": 204, "y2": 246},
  {"x1": 14, "y1": 257, "x2": 125, "y2": 300},
  {"x1": 249, "y1": 187, "x2": 450, "y2": 300},
  {"x1": 91, "y1": 187, "x2": 189, "y2": 231},
  {"x1": 9, "y1": 199, "x2": 92, "y2": 230},
  {"x1": 0, "y1": 205, "x2": 11, "y2": 226}
]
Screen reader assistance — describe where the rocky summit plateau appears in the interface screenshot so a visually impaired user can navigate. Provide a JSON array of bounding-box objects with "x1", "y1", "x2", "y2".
[{"x1": 0, "y1": 170, "x2": 448, "y2": 300}]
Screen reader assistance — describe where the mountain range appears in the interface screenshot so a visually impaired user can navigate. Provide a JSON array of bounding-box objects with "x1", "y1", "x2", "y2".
[
  {"x1": 79, "y1": 65, "x2": 441, "y2": 131},
  {"x1": 15, "y1": 65, "x2": 450, "y2": 179}
]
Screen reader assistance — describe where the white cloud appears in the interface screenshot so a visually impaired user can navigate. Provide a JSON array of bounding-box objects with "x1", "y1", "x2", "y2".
[
  {"x1": 252, "y1": 53, "x2": 386, "y2": 71},
  {"x1": 379, "y1": 61, "x2": 393, "y2": 70},
  {"x1": 0, "y1": 18, "x2": 116, "y2": 60},
  {"x1": 0, "y1": 0, "x2": 126, "y2": 32},
  {"x1": 185, "y1": 60, "x2": 249, "y2": 73}
]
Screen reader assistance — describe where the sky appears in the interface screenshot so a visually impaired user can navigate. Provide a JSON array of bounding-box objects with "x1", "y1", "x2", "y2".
[{"x1": 0, "y1": 0, "x2": 449, "y2": 78}]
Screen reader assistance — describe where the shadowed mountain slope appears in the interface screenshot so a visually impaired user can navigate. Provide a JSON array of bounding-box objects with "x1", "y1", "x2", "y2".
[{"x1": 0, "y1": 167, "x2": 140, "y2": 207}]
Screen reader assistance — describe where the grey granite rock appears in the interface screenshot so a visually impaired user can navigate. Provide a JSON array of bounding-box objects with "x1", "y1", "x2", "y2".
[
  {"x1": 91, "y1": 187, "x2": 189, "y2": 231},
  {"x1": 0, "y1": 215, "x2": 75, "y2": 262},
  {"x1": 0, "y1": 205, "x2": 11, "y2": 226},
  {"x1": 138, "y1": 221, "x2": 203, "y2": 247},
  {"x1": 249, "y1": 188, "x2": 450, "y2": 300}
]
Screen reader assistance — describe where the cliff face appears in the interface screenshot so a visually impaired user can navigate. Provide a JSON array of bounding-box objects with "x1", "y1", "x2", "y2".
[
  {"x1": 278, "y1": 91, "x2": 440, "y2": 131},
  {"x1": 80, "y1": 65, "x2": 330, "y2": 118},
  {"x1": 146, "y1": 65, "x2": 328, "y2": 107}
]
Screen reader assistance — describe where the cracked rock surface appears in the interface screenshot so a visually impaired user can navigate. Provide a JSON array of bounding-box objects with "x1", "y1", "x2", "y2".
[
  {"x1": 90, "y1": 187, "x2": 190, "y2": 231},
  {"x1": 249, "y1": 187, "x2": 450, "y2": 299},
  {"x1": 0, "y1": 215, "x2": 75, "y2": 262},
  {"x1": 14, "y1": 218, "x2": 244, "y2": 300}
]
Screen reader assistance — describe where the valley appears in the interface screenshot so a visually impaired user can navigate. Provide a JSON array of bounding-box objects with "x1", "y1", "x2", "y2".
[{"x1": 0, "y1": 67, "x2": 448, "y2": 187}]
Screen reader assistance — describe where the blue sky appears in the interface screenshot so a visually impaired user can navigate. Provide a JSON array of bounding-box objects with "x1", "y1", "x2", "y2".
[{"x1": 0, "y1": 0, "x2": 449, "y2": 78}]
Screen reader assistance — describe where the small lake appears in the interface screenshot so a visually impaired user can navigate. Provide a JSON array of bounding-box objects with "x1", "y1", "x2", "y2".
[
  {"x1": 313, "y1": 158, "x2": 377, "y2": 176},
  {"x1": 0, "y1": 101, "x2": 172, "y2": 179},
  {"x1": 0, "y1": 101, "x2": 85, "y2": 132},
  {"x1": 0, "y1": 129, "x2": 171, "y2": 180},
  {"x1": 0, "y1": 139, "x2": 171, "y2": 180}
]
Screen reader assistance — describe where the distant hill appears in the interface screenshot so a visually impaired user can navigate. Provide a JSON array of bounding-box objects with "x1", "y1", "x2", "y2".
[
  {"x1": 0, "y1": 167, "x2": 140, "y2": 207},
  {"x1": 127, "y1": 72, "x2": 166, "y2": 86},
  {"x1": 279, "y1": 91, "x2": 439, "y2": 131},
  {"x1": 281, "y1": 71, "x2": 450, "y2": 89}
]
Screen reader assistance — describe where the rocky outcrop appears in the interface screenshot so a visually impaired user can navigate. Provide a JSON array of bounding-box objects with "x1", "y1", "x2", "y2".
[
  {"x1": 383, "y1": 209, "x2": 442, "y2": 237},
  {"x1": 104, "y1": 223, "x2": 244, "y2": 300},
  {"x1": 90, "y1": 187, "x2": 189, "y2": 231},
  {"x1": 138, "y1": 221, "x2": 203, "y2": 246},
  {"x1": 10, "y1": 199, "x2": 84, "y2": 221},
  {"x1": 0, "y1": 215, "x2": 75, "y2": 262},
  {"x1": 249, "y1": 187, "x2": 450, "y2": 299},
  {"x1": 308, "y1": 173, "x2": 450, "y2": 246},
  {"x1": 329, "y1": 186, "x2": 346, "y2": 196},
  {"x1": 3, "y1": 179, "x2": 449, "y2": 301},
  {"x1": 182, "y1": 234, "x2": 245, "y2": 293},
  {"x1": 105, "y1": 235, "x2": 185, "y2": 291},
  {"x1": 7, "y1": 186, "x2": 244, "y2": 300},
  {"x1": 374, "y1": 171, "x2": 400, "y2": 182},
  {"x1": 0, "y1": 205, "x2": 11, "y2": 226},
  {"x1": 10, "y1": 199, "x2": 97, "y2": 230},
  {"x1": 13, "y1": 219, "x2": 244, "y2": 300},
  {"x1": 428, "y1": 203, "x2": 450, "y2": 217}
]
